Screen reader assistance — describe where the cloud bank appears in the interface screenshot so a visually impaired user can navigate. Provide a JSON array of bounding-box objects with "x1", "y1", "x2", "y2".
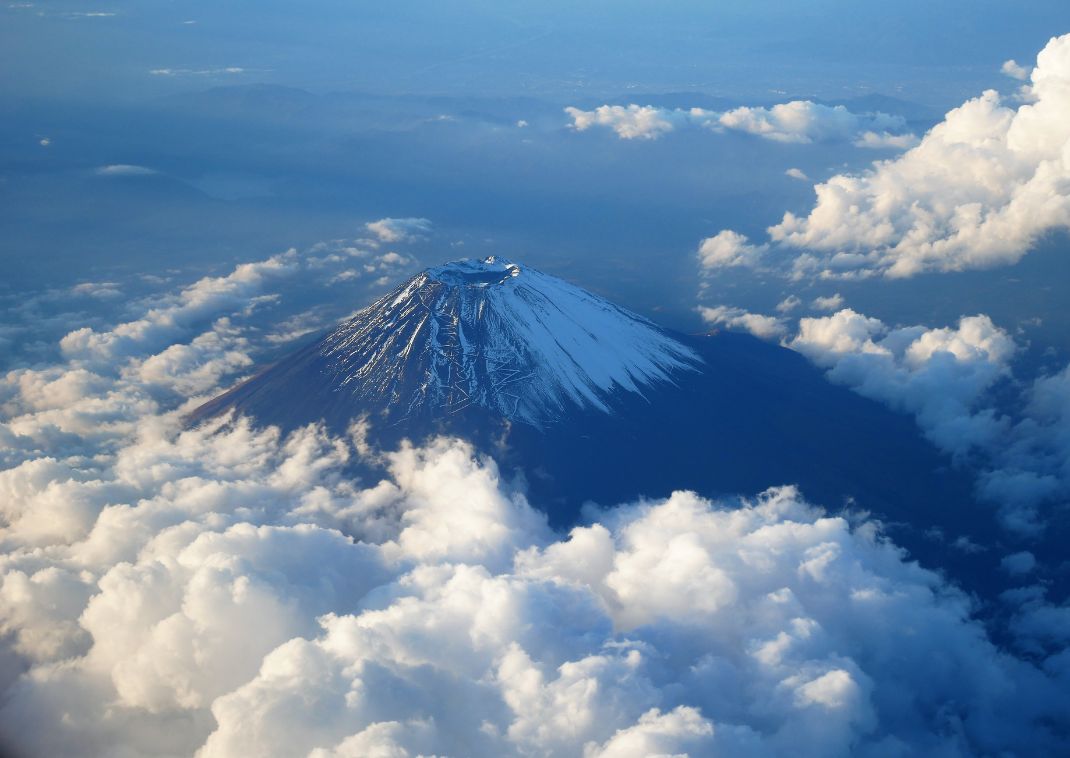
[
  {"x1": 786, "y1": 308, "x2": 1070, "y2": 535},
  {"x1": 790, "y1": 310, "x2": 1016, "y2": 458},
  {"x1": 1, "y1": 248, "x2": 1068, "y2": 756},
  {"x1": 703, "y1": 33, "x2": 1070, "y2": 280},
  {"x1": 565, "y1": 101, "x2": 915, "y2": 147},
  {"x1": 2, "y1": 417, "x2": 1068, "y2": 757},
  {"x1": 692, "y1": 298, "x2": 1070, "y2": 537}
]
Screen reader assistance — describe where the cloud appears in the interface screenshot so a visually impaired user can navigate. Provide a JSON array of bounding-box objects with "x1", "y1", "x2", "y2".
[
  {"x1": 718, "y1": 101, "x2": 909, "y2": 146},
  {"x1": 566, "y1": 101, "x2": 915, "y2": 147},
  {"x1": 58, "y1": 252, "x2": 299, "y2": 366},
  {"x1": 1002, "y1": 59, "x2": 1032, "y2": 81},
  {"x1": 0, "y1": 237, "x2": 421, "y2": 475},
  {"x1": 149, "y1": 67, "x2": 247, "y2": 77},
  {"x1": 697, "y1": 230, "x2": 768, "y2": 270},
  {"x1": 6, "y1": 420, "x2": 1065, "y2": 758},
  {"x1": 810, "y1": 293, "x2": 845, "y2": 311},
  {"x1": 1001, "y1": 551, "x2": 1037, "y2": 575},
  {"x1": 698, "y1": 305, "x2": 786, "y2": 339},
  {"x1": 0, "y1": 248, "x2": 1068, "y2": 756},
  {"x1": 365, "y1": 217, "x2": 433, "y2": 243},
  {"x1": 95, "y1": 165, "x2": 157, "y2": 177},
  {"x1": 71, "y1": 281, "x2": 122, "y2": 299},
  {"x1": 130, "y1": 318, "x2": 253, "y2": 395},
  {"x1": 565, "y1": 104, "x2": 683, "y2": 140},
  {"x1": 977, "y1": 361, "x2": 1070, "y2": 534},
  {"x1": 6, "y1": 6, "x2": 123, "y2": 20},
  {"x1": 789, "y1": 309, "x2": 1016, "y2": 457},
  {"x1": 784, "y1": 307, "x2": 1070, "y2": 534},
  {"x1": 786, "y1": 167, "x2": 809, "y2": 181},
  {"x1": 776, "y1": 295, "x2": 802, "y2": 313},
  {"x1": 754, "y1": 33, "x2": 1070, "y2": 279},
  {"x1": 585, "y1": 707, "x2": 715, "y2": 757},
  {"x1": 51, "y1": 235, "x2": 420, "y2": 372},
  {"x1": 852, "y1": 131, "x2": 920, "y2": 150}
]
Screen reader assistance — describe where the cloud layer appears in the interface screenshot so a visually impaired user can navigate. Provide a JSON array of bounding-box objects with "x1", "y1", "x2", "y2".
[
  {"x1": 692, "y1": 296, "x2": 1070, "y2": 540},
  {"x1": 790, "y1": 310, "x2": 1016, "y2": 458},
  {"x1": 565, "y1": 101, "x2": 915, "y2": 147},
  {"x1": 704, "y1": 33, "x2": 1070, "y2": 280},
  {"x1": 2, "y1": 416, "x2": 1068, "y2": 757},
  {"x1": 785, "y1": 308, "x2": 1070, "y2": 536},
  {"x1": 1, "y1": 247, "x2": 1068, "y2": 756}
]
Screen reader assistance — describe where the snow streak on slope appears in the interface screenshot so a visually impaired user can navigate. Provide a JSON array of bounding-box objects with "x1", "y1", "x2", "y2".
[{"x1": 320, "y1": 257, "x2": 700, "y2": 425}]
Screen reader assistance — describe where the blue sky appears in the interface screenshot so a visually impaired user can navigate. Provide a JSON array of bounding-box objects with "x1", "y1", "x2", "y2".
[{"x1": 3, "y1": 1, "x2": 1068, "y2": 102}]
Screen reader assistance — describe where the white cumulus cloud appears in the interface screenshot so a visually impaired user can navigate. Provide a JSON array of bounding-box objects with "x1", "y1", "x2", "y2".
[
  {"x1": 365, "y1": 217, "x2": 433, "y2": 243},
  {"x1": 1002, "y1": 59, "x2": 1032, "y2": 81},
  {"x1": 565, "y1": 101, "x2": 915, "y2": 147},
  {"x1": 784, "y1": 307, "x2": 1070, "y2": 535},
  {"x1": 754, "y1": 33, "x2": 1070, "y2": 279},
  {"x1": 697, "y1": 229, "x2": 768, "y2": 270},
  {"x1": 810, "y1": 293, "x2": 845, "y2": 311},
  {"x1": 718, "y1": 100, "x2": 909, "y2": 146},
  {"x1": 790, "y1": 309, "x2": 1016, "y2": 457},
  {"x1": 565, "y1": 104, "x2": 683, "y2": 140},
  {"x1": 0, "y1": 247, "x2": 1068, "y2": 757},
  {"x1": 698, "y1": 305, "x2": 787, "y2": 339}
]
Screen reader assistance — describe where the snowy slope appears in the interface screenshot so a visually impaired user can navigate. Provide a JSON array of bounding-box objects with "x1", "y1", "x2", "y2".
[{"x1": 318, "y1": 257, "x2": 700, "y2": 425}]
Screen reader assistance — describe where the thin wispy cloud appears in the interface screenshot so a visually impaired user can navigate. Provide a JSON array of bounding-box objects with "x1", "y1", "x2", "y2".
[
  {"x1": 149, "y1": 67, "x2": 248, "y2": 77},
  {"x1": 365, "y1": 217, "x2": 433, "y2": 243},
  {"x1": 95, "y1": 164, "x2": 157, "y2": 176}
]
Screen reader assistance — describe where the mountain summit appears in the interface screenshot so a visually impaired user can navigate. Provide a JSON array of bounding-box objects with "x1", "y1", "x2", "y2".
[
  {"x1": 193, "y1": 257, "x2": 698, "y2": 430},
  {"x1": 317, "y1": 257, "x2": 698, "y2": 426}
]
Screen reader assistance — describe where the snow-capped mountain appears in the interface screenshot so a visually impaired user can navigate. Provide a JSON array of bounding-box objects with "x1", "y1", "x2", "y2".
[
  {"x1": 191, "y1": 257, "x2": 992, "y2": 593},
  {"x1": 318, "y1": 257, "x2": 699, "y2": 426},
  {"x1": 193, "y1": 257, "x2": 700, "y2": 430}
]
